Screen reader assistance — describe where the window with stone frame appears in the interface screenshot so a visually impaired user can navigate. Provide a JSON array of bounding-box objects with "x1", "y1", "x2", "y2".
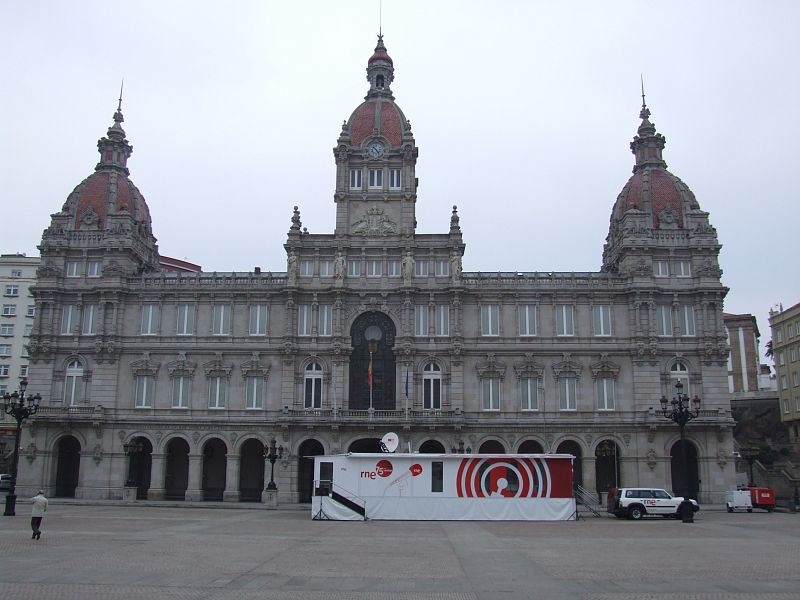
[
  {"x1": 387, "y1": 260, "x2": 400, "y2": 277},
  {"x1": 176, "y1": 304, "x2": 195, "y2": 336},
  {"x1": 679, "y1": 304, "x2": 696, "y2": 336},
  {"x1": 591, "y1": 356, "x2": 620, "y2": 412},
  {"x1": 87, "y1": 260, "x2": 102, "y2": 277},
  {"x1": 477, "y1": 354, "x2": 506, "y2": 411},
  {"x1": 299, "y1": 260, "x2": 314, "y2": 277},
  {"x1": 553, "y1": 354, "x2": 582, "y2": 411},
  {"x1": 675, "y1": 260, "x2": 691, "y2": 278},
  {"x1": 349, "y1": 169, "x2": 362, "y2": 190},
  {"x1": 64, "y1": 359, "x2": 85, "y2": 405},
  {"x1": 319, "y1": 260, "x2": 333, "y2": 277},
  {"x1": 167, "y1": 355, "x2": 196, "y2": 409},
  {"x1": 203, "y1": 357, "x2": 231, "y2": 410},
  {"x1": 135, "y1": 375, "x2": 155, "y2": 408},
  {"x1": 434, "y1": 259, "x2": 449, "y2": 277},
  {"x1": 368, "y1": 168, "x2": 383, "y2": 189},
  {"x1": 414, "y1": 260, "x2": 429, "y2": 277},
  {"x1": 656, "y1": 304, "x2": 672, "y2": 336},
  {"x1": 304, "y1": 362, "x2": 323, "y2": 409},
  {"x1": 245, "y1": 376, "x2": 264, "y2": 409},
  {"x1": 555, "y1": 304, "x2": 574, "y2": 336},
  {"x1": 414, "y1": 305, "x2": 429, "y2": 337},
  {"x1": 81, "y1": 303, "x2": 98, "y2": 336},
  {"x1": 515, "y1": 355, "x2": 544, "y2": 412},
  {"x1": 141, "y1": 304, "x2": 160, "y2": 336},
  {"x1": 319, "y1": 304, "x2": 332, "y2": 336},
  {"x1": 434, "y1": 305, "x2": 449, "y2": 336},
  {"x1": 212, "y1": 304, "x2": 231, "y2": 336},
  {"x1": 669, "y1": 361, "x2": 691, "y2": 396},
  {"x1": 297, "y1": 304, "x2": 312, "y2": 336},
  {"x1": 592, "y1": 304, "x2": 612, "y2": 336},
  {"x1": 249, "y1": 304, "x2": 267, "y2": 336},
  {"x1": 519, "y1": 304, "x2": 537, "y2": 336},
  {"x1": 61, "y1": 304, "x2": 77, "y2": 335},
  {"x1": 2, "y1": 304, "x2": 16, "y2": 316},
  {"x1": 389, "y1": 168, "x2": 401, "y2": 189},
  {"x1": 367, "y1": 259, "x2": 382, "y2": 277},
  {"x1": 653, "y1": 260, "x2": 669, "y2": 277},
  {"x1": 423, "y1": 362, "x2": 442, "y2": 410},
  {"x1": 481, "y1": 304, "x2": 500, "y2": 336},
  {"x1": 347, "y1": 260, "x2": 361, "y2": 277},
  {"x1": 66, "y1": 261, "x2": 81, "y2": 277}
]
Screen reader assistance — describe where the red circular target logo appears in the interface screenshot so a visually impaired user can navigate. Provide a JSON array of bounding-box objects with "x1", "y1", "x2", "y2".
[
  {"x1": 409, "y1": 463, "x2": 423, "y2": 476},
  {"x1": 375, "y1": 459, "x2": 393, "y2": 477}
]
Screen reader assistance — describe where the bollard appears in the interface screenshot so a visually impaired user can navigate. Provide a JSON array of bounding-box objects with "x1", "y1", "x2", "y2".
[{"x1": 679, "y1": 499, "x2": 694, "y2": 523}]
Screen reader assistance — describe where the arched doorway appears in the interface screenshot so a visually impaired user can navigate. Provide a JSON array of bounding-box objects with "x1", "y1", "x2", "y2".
[
  {"x1": 518, "y1": 440, "x2": 544, "y2": 454},
  {"x1": 478, "y1": 440, "x2": 505, "y2": 453},
  {"x1": 419, "y1": 440, "x2": 446, "y2": 453},
  {"x1": 298, "y1": 439, "x2": 325, "y2": 503},
  {"x1": 349, "y1": 438, "x2": 382, "y2": 453},
  {"x1": 349, "y1": 312, "x2": 397, "y2": 410},
  {"x1": 594, "y1": 440, "x2": 620, "y2": 494},
  {"x1": 670, "y1": 440, "x2": 699, "y2": 499},
  {"x1": 556, "y1": 440, "x2": 583, "y2": 493},
  {"x1": 202, "y1": 438, "x2": 227, "y2": 501},
  {"x1": 239, "y1": 439, "x2": 265, "y2": 502},
  {"x1": 54, "y1": 436, "x2": 81, "y2": 497},
  {"x1": 164, "y1": 438, "x2": 189, "y2": 500},
  {"x1": 126, "y1": 436, "x2": 153, "y2": 500}
]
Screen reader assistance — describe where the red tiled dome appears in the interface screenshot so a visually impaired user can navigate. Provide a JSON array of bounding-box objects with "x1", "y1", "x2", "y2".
[
  {"x1": 67, "y1": 171, "x2": 152, "y2": 231},
  {"x1": 348, "y1": 97, "x2": 407, "y2": 147},
  {"x1": 612, "y1": 168, "x2": 699, "y2": 229}
]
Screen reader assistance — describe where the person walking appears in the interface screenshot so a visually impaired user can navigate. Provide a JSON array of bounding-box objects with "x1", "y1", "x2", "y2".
[{"x1": 30, "y1": 490, "x2": 48, "y2": 540}]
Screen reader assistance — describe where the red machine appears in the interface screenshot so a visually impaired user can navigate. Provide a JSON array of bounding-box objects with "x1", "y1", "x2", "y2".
[{"x1": 745, "y1": 487, "x2": 775, "y2": 512}]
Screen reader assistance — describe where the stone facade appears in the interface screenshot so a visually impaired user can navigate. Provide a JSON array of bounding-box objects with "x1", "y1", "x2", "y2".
[
  {"x1": 19, "y1": 36, "x2": 735, "y2": 504},
  {"x1": 769, "y1": 302, "x2": 800, "y2": 444}
]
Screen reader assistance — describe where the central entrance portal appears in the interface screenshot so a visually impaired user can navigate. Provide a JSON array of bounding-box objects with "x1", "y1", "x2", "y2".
[{"x1": 349, "y1": 312, "x2": 396, "y2": 410}]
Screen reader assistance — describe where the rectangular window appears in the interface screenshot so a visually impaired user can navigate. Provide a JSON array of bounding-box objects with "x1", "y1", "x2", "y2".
[
  {"x1": 481, "y1": 378, "x2": 500, "y2": 410},
  {"x1": 519, "y1": 304, "x2": 537, "y2": 336},
  {"x1": 781, "y1": 375, "x2": 788, "y2": 390},
  {"x1": 61, "y1": 304, "x2": 77, "y2": 335},
  {"x1": 556, "y1": 304, "x2": 574, "y2": 336},
  {"x1": 4, "y1": 285, "x2": 19, "y2": 297},
  {"x1": 0, "y1": 345, "x2": 10, "y2": 357},
  {"x1": 593, "y1": 304, "x2": 612, "y2": 336},
  {"x1": 367, "y1": 260, "x2": 382, "y2": 277},
  {"x1": 414, "y1": 305, "x2": 429, "y2": 337},
  {"x1": 246, "y1": 376, "x2": 264, "y2": 409},
  {"x1": 26, "y1": 305, "x2": 35, "y2": 317},
  {"x1": 481, "y1": 305, "x2": 500, "y2": 336},
  {"x1": 19, "y1": 365, "x2": 28, "y2": 377},
  {"x1": 656, "y1": 304, "x2": 672, "y2": 336},
  {"x1": 24, "y1": 324, "x2": 32, "y2": 336},
  {"x1": 414, "y1": 260, "x2": 429, "y2": 277},
  {"x1": 208, "y1": 377, "x2": 227, "y2": 408},
  {"x1": 521, "y1": 378, "x2": 539, "y2": 411},
  {"x1": 298, "y1": 304, "x2": 312, "y2": 336},
  {"x1": 81, "y1": 304, "x2": 98, "y2": 336},
  {"x1": 141, "y1": 304, "x2": 160, "y2": 335},
  {"x1": 87, "y1": 260, "x2": 102, "y2": 277},
  {"x1": 783, "y1": 398, "x2": 789, "y2": 413},
  {"x1": 347, "y1": 260, "x2": 361, "y2": 277},
  {"x1": 249, "y1": 304, "x2": 268, "y2": 336},
  {"x1": 434, "y1": 260, "x2": 449, "y2": 277},
  {"x1": 779, "y1": 350, "x2": 786, "y2": 366},
  {"x1": 675, "y1": 260, "x2": 691, "y2": 277},
  {"x1": 299, "y1": 260, "x2": 314, "y2": 277},
  {"x1": 212, "y1": 304, "x2": 230, "y2": 335},
  {"x1": 319, "y1": 304, "x2": 332, "y2": 336},
  {"x1": 171, "y1": 376, "x2": 190, "y2": 408},
  {"x1": 796, "y1": 396, "x2": 800, "y2": 412},
  {"x1": 596, "y1": 377, "x2": 615, "y2": 410},
  {"x1": 304, "y1": 376, "x2": 322, "y2": 409},
  {"x1": 389, "y1": 168, "x2": 401, "y2": 189},
  {"x1": 0, "y1": 364, "x2": 9, "y2": 376},
  {"x1": 654, "y1": 260, "x2": 669, "y2": 277},
  {"x1": 319, "y1": 260, "x2": 333, "y2": 277},
  {"x1": 66, "y1": 261, "x2": 81, "y2": 277},
  {"x1": 791, "y1": 347, "x2": 797, "y2": 362},
  {"x1": 349, "y1": 169, "x2": 362, "y2": 190},
  {"x1": 0, "y1": 324, "x2": 13, "y2": 336},
  {"x1": 423, "y1": 375, "x2": 441, "y2": 410},
  {"x1": 387, "y1": 260, "x2": 400, "y2": 277},
  {"x1": 135, "y1": 375, "x2": 154, "y2": 408},
  {"x1": 176, "y1": 304, "x2": 195, "y2": 336},
  {"x1": 431, "y1": 461, "x2": 443, "y2": 493},
  {"x1": 559, "y1": 376, "x2": 577, "y2": 410},
  {"x1": 481, "y1": 304, "x2": 500, "y2": 335},
  {"x1": 368, "y1": 168, "x2": 383, "y2": 189},
  {"x1": 776, "y1": 328, "x2": 783, "y2": 343},
  {"x1": 793, "y1": 372, "x2": 798, "y2": 387},
  {"x1": 11, "y1": 270, "x2": 22, "y2": 277},
  {"x1": 2, "y1": 304, "x2": 16, "y2": 316},
  {"x1": 435, "y1": 305, "x2": 449, "y2": 336},
  {"x1": 679, "y1": 305, "x2": 696, "y2": 336}
]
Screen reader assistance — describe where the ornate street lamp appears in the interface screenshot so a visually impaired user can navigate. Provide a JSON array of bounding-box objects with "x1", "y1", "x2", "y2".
[
  {"x1": 123, "y1": 439, "x2": 145, "y2": 488},
  {"x1": 3, "y1": 378, "x2": 41, "y2": 516},
  {"x1": 739, "y1": 446, "x2": 760, "y2": 487},
  {"x1": 659, "y1": 380, "x2": 700, "y2": 498},
  {"x1": 264, "y1": 438, "x2": 284, "y2": 491}
]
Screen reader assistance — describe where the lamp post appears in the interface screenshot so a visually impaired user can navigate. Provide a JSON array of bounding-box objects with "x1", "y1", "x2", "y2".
[
  {"x1": 740, "y1": 446, "x2": 760, "y2": 487},
  {"x1": 123, "y1": 439, "x2": 145, "y2": 488},
  {"x1": 264, "y1": 438, "x2": 283, "y2": 491},
  {"x1": 3, "y1": 378, "x2": 41, "y2": 516},
  {"x1": 659, "y1": 380, "x2": 700, "y2": 499}
]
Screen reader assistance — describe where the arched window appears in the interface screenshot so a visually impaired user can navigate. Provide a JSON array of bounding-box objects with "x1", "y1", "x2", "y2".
[
  {"x1": 670, "y1": 361, "x2": 690, "y2": 396},
  {"x1": 304, "y1": 362, "x2": 323, "y2": 409},
  {"x1": 423, "y1": 362, "x2": 441, "y2": 410},
  {"x1": 376, "y1": 74, "x2": 385, "y2": 88},
  {"x1": 64, "y1": 360, "x2": 84, "y2": 405}
]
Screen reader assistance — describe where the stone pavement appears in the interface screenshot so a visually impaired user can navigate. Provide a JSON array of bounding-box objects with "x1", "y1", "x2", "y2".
[{"x1": 0, "y1": 501, "x2": 798, "y2": 600}]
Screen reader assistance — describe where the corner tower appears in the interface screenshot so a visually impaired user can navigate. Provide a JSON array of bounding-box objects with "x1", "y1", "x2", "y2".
[{"x1": 333, "y1": 35, "x2": 418, "y2": 237}]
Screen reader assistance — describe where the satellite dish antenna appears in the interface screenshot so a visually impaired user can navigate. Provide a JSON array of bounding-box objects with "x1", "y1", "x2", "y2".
[{"x1": 381, "y1": 432, "x2": 399, "y2": 453}]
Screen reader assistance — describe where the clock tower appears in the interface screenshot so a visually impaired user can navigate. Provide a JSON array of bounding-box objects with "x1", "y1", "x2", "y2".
[{"x1": 334, "y1": 35, "x2": 418, "y2": 237}]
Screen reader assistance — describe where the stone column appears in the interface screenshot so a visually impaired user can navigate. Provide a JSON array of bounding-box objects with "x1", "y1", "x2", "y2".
[
  {"x1": 185, "y1": 453, "x2": 204, "y2": 502},
  {"x1": 148, "y1": 452, "x2": 166, "y2": 501},
  {"x1": 224, "y1": 453, "x2": 240, "y2": 502}
]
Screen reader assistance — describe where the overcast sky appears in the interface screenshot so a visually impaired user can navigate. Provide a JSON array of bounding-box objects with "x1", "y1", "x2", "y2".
[{"x1": 2, "y1": 1, "x2": 798, "y2": 349}]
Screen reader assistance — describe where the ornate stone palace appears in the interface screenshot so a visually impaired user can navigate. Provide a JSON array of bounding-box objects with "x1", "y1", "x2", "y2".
[{"x1": 21, "y1": 36, "x2": 734, "y2": 504}]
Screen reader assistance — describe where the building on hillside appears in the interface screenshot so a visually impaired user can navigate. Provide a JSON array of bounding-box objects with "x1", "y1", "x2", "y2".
[
  {"x1": 0, "y1": 253, "x2": 40, "y2": 472},
  {"x1": 724, "y1": 312, "x2": 775, "y2": 393},
  {"x1": 20, "y1": 35, "x2": 735, "y2": 504},
  {"x1": 159, "y1": 256, "x2": 202, "y2": 274},
  {"x1": 769, "y1": 302, "x2": 800, "y2": 445}
]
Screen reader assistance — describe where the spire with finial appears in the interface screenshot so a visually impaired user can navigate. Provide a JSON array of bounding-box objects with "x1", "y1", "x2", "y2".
[
  {"x1": 450, "y1": 205, "x2": 461, "y2": 234},
  {"x1": 366, "y1": 32, "x2": 394, "y2": 96},
  {"x1": 96, "y1": 82, "x2": 133, "y2": 174},
  {"x1": 629, "y1": 80, "x2": 666, "y2": 173}
]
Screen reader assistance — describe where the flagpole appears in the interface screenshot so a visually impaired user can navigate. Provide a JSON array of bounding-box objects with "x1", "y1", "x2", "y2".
[
  {"x1": 404, "y1": 368, "x2": 409, "y2": 421},
  {"x1": 368, "y1": 350, "x2": 373, "y2": 411}
]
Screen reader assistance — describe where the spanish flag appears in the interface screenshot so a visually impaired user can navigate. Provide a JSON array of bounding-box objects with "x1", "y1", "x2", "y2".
[{"x1": 368, "y1": 357, "x2": 373, "y2": 389}]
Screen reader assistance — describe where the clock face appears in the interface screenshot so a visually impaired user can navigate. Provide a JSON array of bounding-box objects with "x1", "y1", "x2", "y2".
[{"x1": 368, "y1": 142, "x2": 385, "y2": 158}]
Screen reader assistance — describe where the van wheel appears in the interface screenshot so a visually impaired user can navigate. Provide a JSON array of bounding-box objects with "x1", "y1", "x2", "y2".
[
  {"x1": 628, "y1": 505, "x2": 645, "y2": 520},
  {"x1": 746, "y1": 509, "x2": 752, "y2": 513},
  {"x1": 727, "y1": 507, "x2": 733, "y2": 513}
]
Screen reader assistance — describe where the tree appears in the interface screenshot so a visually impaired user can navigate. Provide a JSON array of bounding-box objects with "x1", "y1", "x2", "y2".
[{"x1": 765, "y1": 339, "x2": 774, "y2": 359}]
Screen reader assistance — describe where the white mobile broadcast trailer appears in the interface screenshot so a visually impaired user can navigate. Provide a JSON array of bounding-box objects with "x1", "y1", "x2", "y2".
[{"x1": 311, "y1": 453, "x2": 575, "y2": 521}]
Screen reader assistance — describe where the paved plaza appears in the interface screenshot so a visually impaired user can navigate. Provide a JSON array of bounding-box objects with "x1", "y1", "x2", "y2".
[{"x1": 0, "y1": 501, "x2": 799, "y2": 599}]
